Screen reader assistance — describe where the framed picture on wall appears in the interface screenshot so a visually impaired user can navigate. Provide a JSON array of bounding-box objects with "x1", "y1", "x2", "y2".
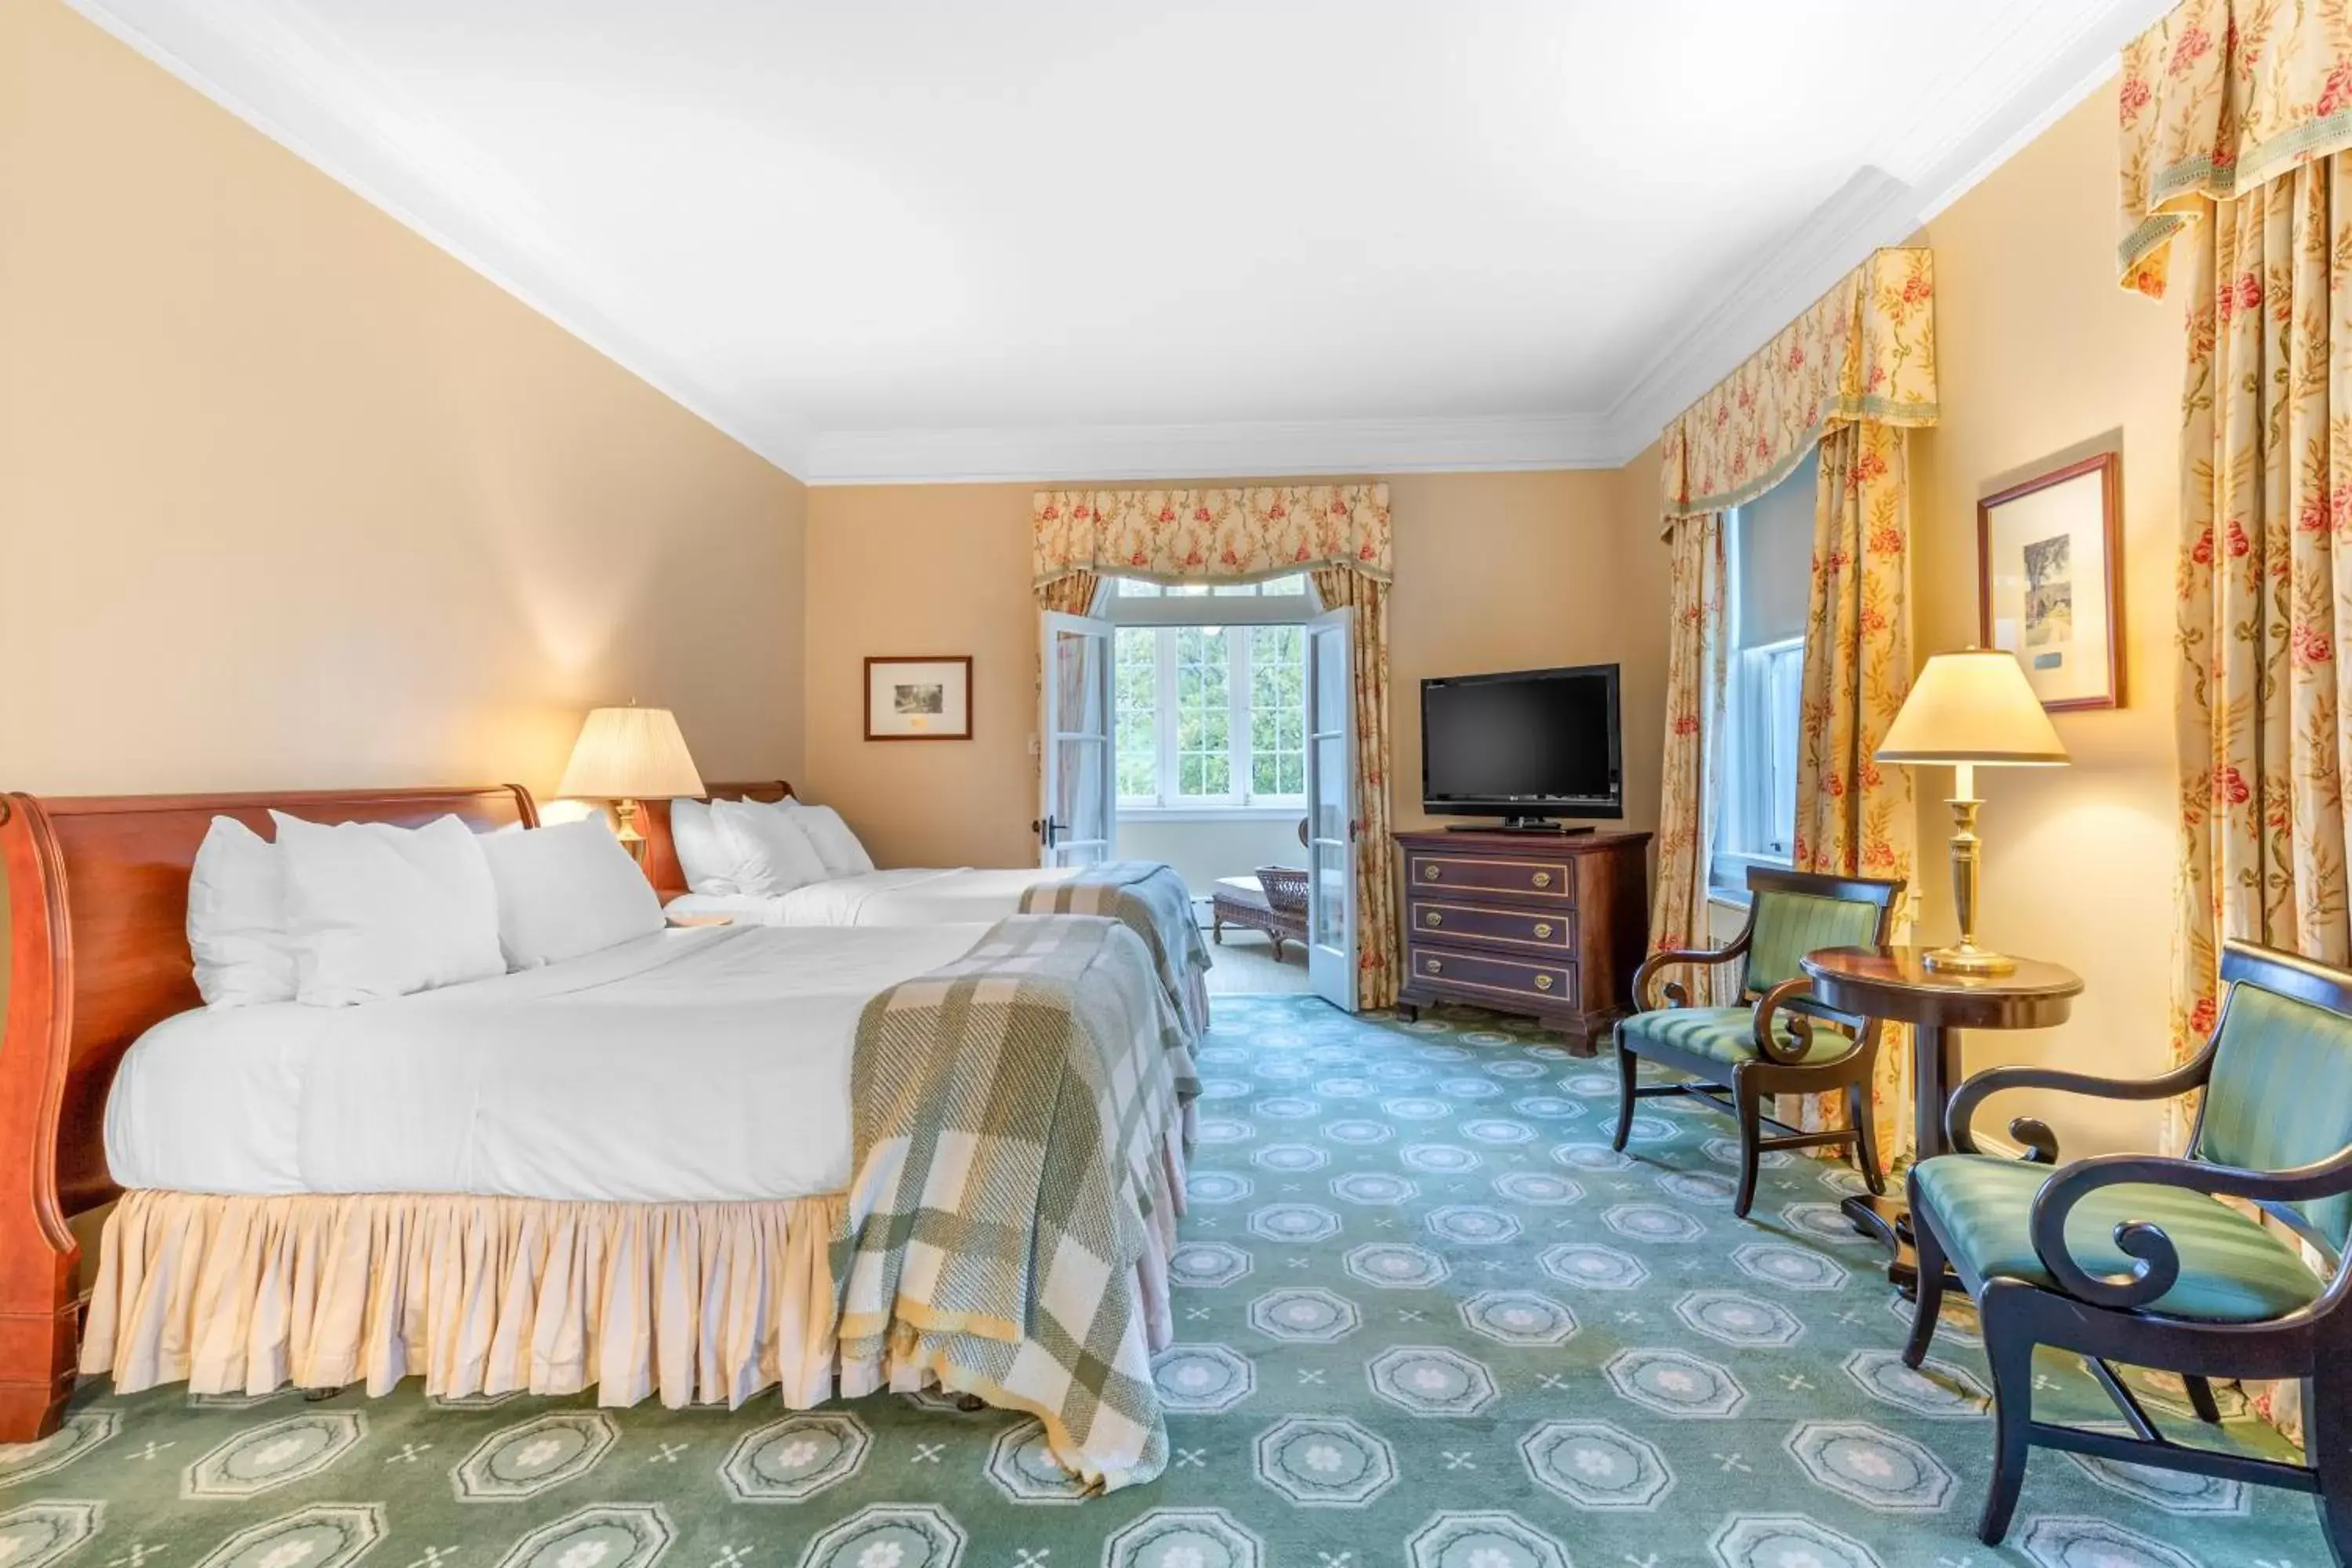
[
  {"x1": 865, "y1": 655, "x2": 973, "y2": 741},
  {"x1": 1978, "y1": 450, "x2": 2122, "y2": 711}
]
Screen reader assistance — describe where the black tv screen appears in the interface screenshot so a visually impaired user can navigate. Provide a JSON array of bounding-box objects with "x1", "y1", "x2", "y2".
[{"x1": 1421, "y1": 664, "x2": 1623, "y2": 820}]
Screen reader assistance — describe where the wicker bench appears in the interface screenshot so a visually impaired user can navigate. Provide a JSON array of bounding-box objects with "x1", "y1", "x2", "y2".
[{"x1": 1211, "y1": 866, "x2": 1309, "y2": 960}]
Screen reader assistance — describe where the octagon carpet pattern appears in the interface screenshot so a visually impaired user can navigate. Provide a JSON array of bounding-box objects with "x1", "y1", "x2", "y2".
[{"x1": 0, "y1": 996, "x2": 2325, "y2": 1568}]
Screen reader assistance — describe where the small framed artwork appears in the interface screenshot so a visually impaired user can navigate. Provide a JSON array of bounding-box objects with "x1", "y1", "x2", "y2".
[
  {"x1": 1978, "y1": 451, "x2": 2123, "y2": 711},
  {"x1": 864, "y1": 655, "x2": 973, "y2": 741}
]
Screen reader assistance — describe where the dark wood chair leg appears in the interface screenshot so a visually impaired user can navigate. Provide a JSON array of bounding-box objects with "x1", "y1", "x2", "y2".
[
  {"x1": 1731, "y1": 1070, "x2": 1763, "y2": 1218},
  {"x1": 1610, "y1": 1040, "x2": 1638, "y2": 1153},
  {"x1": 2310, "y1": 1353, "x2": 2352, "y2": 1567},
  {"x1": 1902, "y1": 1177, "x2": 1944, "y2": 1369},
  {"x1": 1211, "y1": 918, "x2": 1224, "y2": 945},
  {"x1": 1269, "y1": 935, "x2": 1283, "y2": 960},
  {"x1": 1976, "y1": 1289, "x2": 2038, "y2": 1547},
  {"x1": 1848, "y1": 1082, "x2": 1886, "y2": 1196},
  {"x1": 2183, "y1": 1374, "x2": 2223, "y2": 1425}
]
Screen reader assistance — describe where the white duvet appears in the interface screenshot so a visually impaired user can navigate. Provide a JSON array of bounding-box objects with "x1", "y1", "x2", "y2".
[
  {"x1": 104, "y1": 923, "x2": 985, "y2": 1204},
  {"x1": 666, "y1": 866, "x2": 1079, "y2": 929}
]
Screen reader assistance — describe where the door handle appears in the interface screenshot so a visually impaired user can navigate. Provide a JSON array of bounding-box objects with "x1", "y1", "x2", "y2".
[{"x1": 1032, "y1": 816, "x2": 1063, "y2": 848}]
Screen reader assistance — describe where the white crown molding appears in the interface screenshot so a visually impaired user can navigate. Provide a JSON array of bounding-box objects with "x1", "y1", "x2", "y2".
[
  {"x1": 802, "y1": 413, "x2": 1617, "y2": 487},
  {"x1": 1592, "y1": 0, "x2": 2168, "y2": 463},
  {"x1": 66, "y1": 0, "x2": 2166, "y2": 488},
  {"x1": 64, "y1": 0, "x2": 815, "y2": 477}
]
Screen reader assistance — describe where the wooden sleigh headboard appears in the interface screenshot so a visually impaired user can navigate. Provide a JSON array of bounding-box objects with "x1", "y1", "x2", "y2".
[
  {"x1": 0, "y1": 784, "x2": 535, "y2": 1441},
  {"x1": 638, "y1": 781, "x2": 793, "y2": 902}
]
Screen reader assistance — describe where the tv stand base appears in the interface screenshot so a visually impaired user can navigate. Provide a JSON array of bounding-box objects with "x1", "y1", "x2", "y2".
[{"x1": 1444, "y1": 818, "x2": 1594, "y2": 835}]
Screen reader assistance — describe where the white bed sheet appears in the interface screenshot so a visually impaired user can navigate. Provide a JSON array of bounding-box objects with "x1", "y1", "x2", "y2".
[
  {"x1": 667, "y1": 866, "x2": 1077, "y2": 928},
  {"x1": 104, "y1": 923, "x2": 986, "y2": 1203}
]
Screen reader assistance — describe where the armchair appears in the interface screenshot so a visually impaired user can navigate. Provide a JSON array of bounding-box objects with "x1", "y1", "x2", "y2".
[
  {"x1": 1613, "y1": 866, "x2": 1904, "y2": 1217},
  {"x1": 1907, "y1": 940, "x2": 2352, "y2": 1557}
]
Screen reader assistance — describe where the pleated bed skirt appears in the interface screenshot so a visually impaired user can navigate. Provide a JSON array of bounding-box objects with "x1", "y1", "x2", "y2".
[{"x1": 82, "y1": 1190, "x2": 848, "y2": 1410}]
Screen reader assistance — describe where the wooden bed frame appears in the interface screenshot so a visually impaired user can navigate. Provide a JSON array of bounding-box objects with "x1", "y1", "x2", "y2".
[
  {"x1": 0, "y1": 785, "x2": 537, "y2": 1443},
  {"x1": 638, "y1": 781, "x2": 793, "y2": 903}
]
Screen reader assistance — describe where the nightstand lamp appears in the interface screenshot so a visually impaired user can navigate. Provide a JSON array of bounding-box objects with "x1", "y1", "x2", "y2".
[
  {"x1": 1875, "y1": 649, "x2": 2068, "y2": 975},
  {"x1": 557, "y1": 705, "x2": 705, "y2": 863}
]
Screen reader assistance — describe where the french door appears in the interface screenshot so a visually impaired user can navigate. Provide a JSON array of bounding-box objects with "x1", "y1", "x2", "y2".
[
  {"x1": 1039, "y1": 611, "x2": 1116, "y2": 867},
  {"x1": 1304, "y1": 607, "x2": 1358, "y2": 1010}
]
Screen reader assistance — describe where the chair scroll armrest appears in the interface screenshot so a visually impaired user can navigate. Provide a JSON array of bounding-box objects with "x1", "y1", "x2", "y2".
[
  {"x1": 1751, "y1": 978, "x2": 1832, "y2": 1066},
  {"x1": 1945, "y1": 1057, "x2": 2214, "y2": 1159},
  {"x1": 2027, "y1": 1147, "x2": 2352, "y2": 1311},
  {"x1": 1632, "y1": 944, "x2": 1743, "y2": 1011}
]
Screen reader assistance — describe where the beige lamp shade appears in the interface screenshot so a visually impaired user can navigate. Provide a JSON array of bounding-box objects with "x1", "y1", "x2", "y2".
[
  {"x1": 1876, "y1": 649, "x2": 2068, "y2": 766},
  {"x1": 557, "y1": 706, "x2": 706, "y2": 800}
]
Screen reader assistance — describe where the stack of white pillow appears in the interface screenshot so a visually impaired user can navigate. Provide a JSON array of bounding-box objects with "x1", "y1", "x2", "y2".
[
  {"x1": 669, "y1": 795, "x2": 873, "y2": 898},
  {"x1": 187, "y1": 812, "x2": 666, "y2": 1009}
]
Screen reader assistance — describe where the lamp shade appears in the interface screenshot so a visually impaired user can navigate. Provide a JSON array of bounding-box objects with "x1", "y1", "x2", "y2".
[
  {"x1": 1875, "y1": 649, "x2": 2068, "y2": 766},
  {"x1": 557, "y1": 706, "x2": 706, "y2": 799}
]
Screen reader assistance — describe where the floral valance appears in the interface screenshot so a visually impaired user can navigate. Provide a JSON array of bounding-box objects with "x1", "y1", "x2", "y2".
[
  {"x1": 2116, "y1": 0, "x2": 2352, "y2": 297},
  {"x1": 1657, "y1": 247, "x2": 1937, "y2": 522},
  {"x1": 1033, "y1": 484, "x2": 1392, "y2": 586}
]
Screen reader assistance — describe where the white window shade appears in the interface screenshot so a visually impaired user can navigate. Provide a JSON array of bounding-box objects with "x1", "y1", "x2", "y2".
[{"x1": 1734, "y1": 449, "x2": 1816, "y2": 648}]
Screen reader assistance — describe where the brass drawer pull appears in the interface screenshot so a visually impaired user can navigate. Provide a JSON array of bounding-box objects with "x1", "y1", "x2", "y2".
[
  {"x1": 1533, "y1": 921, "x2": 1553, "y2": 938},
  {"x1": 1425, "y1": 911, "x2": 1443, "y2": 927},
  {"x1": 1422, "y1": 864, "x2": 1442, "y2": 881},
  {"x1": 1534, "y1": 973, "x2": 1555, "y2": 991},
  {"x1": 1531, "y1": 870, "x2": 1552, "y2": 889},
  {"x1": 1425, "y1": 957, "x2": 1443, "y2": 975}
]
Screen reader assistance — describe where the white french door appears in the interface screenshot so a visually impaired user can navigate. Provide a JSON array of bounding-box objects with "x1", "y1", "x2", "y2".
[
  {"x1": 1304, "y1": 607, "x2": 1357, "y2": 1010},
  {"x1": 1039, "y1": 611, "x2": 1117, "y2": 867}
]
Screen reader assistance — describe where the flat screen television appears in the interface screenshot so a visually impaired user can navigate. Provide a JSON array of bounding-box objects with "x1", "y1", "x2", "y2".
[{"x1": 1421, "y1": 662, "x2": 1623, "y2": 828}]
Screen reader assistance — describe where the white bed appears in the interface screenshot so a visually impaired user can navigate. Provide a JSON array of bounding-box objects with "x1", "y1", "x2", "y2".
[
  {"x1": 106, "y1": 922, "x2": 983, "y2": 1202},
  {"x1": 664, "y1": 866, "x2": 1083, "y2": 930}
]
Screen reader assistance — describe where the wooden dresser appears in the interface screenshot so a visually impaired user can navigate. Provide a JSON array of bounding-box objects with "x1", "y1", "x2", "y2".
[{"x1": 1392, "y1": 828, "x2": 1652, "y2": 1056}]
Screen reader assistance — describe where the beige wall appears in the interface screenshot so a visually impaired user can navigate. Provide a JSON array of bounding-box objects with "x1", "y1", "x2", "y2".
[
  {"x1": 803, "y1": 473, "x2": 1663, "y2": 869},
  {"x1": 0, "y1": 0, "x2": 806, "y2": 802},
  {"x1": 1907, "y1": 85, "x2": 2184, "y2": 1153}
]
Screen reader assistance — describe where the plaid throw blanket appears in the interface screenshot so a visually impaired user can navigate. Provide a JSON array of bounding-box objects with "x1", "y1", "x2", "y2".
[
  {"x1": 1020, "y1": 860, "x2": 1214, "y2": 1038},
  {"x1": 834, "y1": 913, "x2": 1196, "y2": 1490}
]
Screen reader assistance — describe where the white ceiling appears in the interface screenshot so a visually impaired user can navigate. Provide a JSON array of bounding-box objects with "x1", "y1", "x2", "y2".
[{"x1": 72, "y1": 0, "x2": 2164, "y2": 484}]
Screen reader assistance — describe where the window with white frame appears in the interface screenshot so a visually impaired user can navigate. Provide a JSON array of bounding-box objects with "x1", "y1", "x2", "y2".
[
  {"x1": 1713, "y1": 454, "x2": 1816, "y2": 895},
  {"x1": 1108, "y1": 575, "x2": 1311, "y2": 811}
]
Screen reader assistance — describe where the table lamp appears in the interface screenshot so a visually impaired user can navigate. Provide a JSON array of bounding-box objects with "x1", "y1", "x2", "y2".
[
  {"x1": 1875, "y1": 648, "x2": 2067, "y2": 975},
  {"x1": 557, "y1": 705, "x2": 705, "y2": 862}
]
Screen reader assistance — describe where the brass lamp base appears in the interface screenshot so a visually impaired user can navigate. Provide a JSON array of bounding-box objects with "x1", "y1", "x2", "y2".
[
  {"x1": 1931, "y1": 771, "x2": 2013, "y2": 976},
  {"x1": 1922, "y1": 941, "x2": 2016, "y2": 977}
]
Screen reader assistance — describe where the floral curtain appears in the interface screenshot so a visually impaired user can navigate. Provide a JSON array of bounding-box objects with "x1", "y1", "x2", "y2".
[
  {"x1": 1648, "y1": 513, "x2": 1730, "y2": 1006},
  {"x1": 1311, "y1": 569, "x2": 1400, "y2": 1011},
  {"x1": 1032, "y1": 487, "x2": 1399, "y2": 1011},
  {"x1": 1035, "y1": 485, "x2": 1392, "y2": 588},
  {"x1": 1655, "y1": 248, "x2": 1933, "y2": 1159},
  {"x1": 2117, "y1": 0, "x2": 2352, "y2": 297},
  {"x1": 2118, "y1": 0, "x2": 2352, "y2": 1447},
  {"x1": 1787, "y1": 422, "x2": 1918, "y2": 1160},
  {"x1": 1659, "y1": 248, "x2": 1938, "y2": 523}
]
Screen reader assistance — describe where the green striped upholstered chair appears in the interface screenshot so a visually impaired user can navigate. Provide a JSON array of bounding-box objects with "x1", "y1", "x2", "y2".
[
  {"x1": 1909, "y1": 940, "x2": 2352, "y2": 1557},
  {"x1": 1614, "y1": 866, "x2": 1904, "y2": 1217}
]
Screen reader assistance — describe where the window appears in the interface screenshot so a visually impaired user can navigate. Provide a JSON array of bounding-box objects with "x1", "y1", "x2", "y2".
[
  {"x1": 1714, "y1": 455, "x2": 1815, "y2": 895},
  {"x1": 1107, "y1": 575, "x2": 1311, "y2": 811}
]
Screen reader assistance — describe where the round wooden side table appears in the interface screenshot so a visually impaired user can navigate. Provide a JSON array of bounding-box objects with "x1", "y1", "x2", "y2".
[{"x1": 1799, "y1": 945, "x2": 2083, "y2": 1293}]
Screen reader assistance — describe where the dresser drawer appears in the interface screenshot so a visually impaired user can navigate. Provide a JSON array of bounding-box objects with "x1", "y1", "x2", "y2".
[
  {"x1": 1409, "y1": 899, "x2": 1573, "y2": 953},
  {"x1": 1408, "y1": 943, "x2": 1579, "y2": 1010},
  {"x1": 1406, "y1": 852, "x2": 1574, "y2": 902}
]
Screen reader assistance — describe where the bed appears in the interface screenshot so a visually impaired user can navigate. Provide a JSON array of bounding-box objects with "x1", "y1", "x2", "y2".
[
  {"x1": 646, "y1": 783, "x2": 1214, "y2": 1036},
  {"x1": 0, "y1": 786, "x2": 1195, "y2": 1491}
]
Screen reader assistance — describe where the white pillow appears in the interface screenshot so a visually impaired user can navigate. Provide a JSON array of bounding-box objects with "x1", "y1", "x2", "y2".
[
  {"x1": 669, "y1": 798, "x2": 745, "y2": 896},
  {"x1": 782, "y1": 800, "x2": 876, "y2": 877},
  {"x1": 478, "y1": 817, "x2": 663, "y2": 968},
  {"x1": 187, "y1": 816, "x2": 297, "y2": 1007},
  {"x1": 272, "y1": 811, "x2": 505, "y2": 1005},
  {"x1": 712, "y1": 797, "x2": 831, "y2": 895}
]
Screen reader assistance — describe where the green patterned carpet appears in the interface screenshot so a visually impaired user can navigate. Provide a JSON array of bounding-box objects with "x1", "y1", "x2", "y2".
[{"x1": 0, "y1": 996, "x2": 2328, "y2": 1568}]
